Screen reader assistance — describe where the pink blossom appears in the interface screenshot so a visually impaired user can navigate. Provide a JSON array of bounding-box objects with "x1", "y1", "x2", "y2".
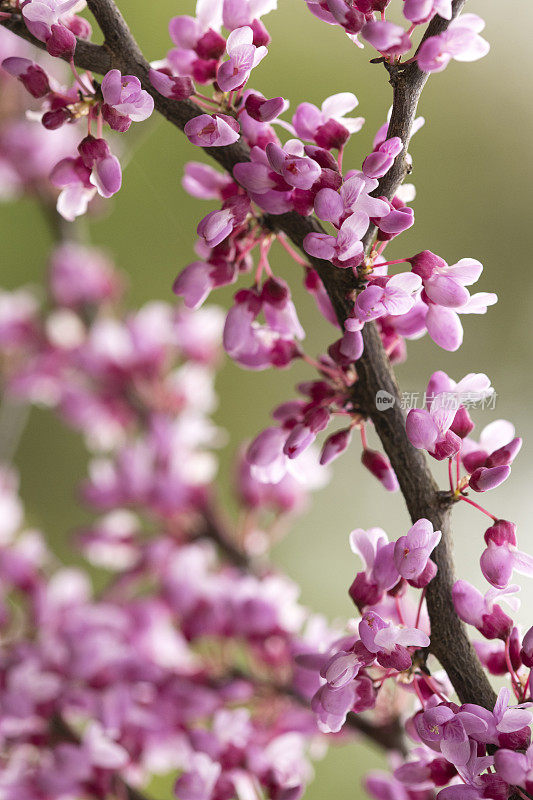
[
  {"x1": 494, "y1": 745, "x2": 533, "y2": 794},
  {"x1": 21, "y1": 0, "x2": 80, "y2": 57},
  {"x1": 452, "y1": 580, "x2": 518, "y2": 640},
  {"x1": 349, "y1": 527, "x2": 400, "y2": 610},
  {"x1": 393, "y1": 518, "x2": 441, "y2": 585},
  {"x1": 184, "y1": 114, "x2": 240, "y2": 146},
  {"x1": 265, "y1": 142, "x2": 322, "y2": 190},
  {"x1": 304, "y1": 211, "x2": 368, "y2": 266},
  {"x1": 216, "y1": 26, "x2": 267, "y2": 92},
  {"x1": 359, "y1": 611, "x2": 429, "y2": 671},
  {"x1": 149, "y1": 67, "x2": 195, "y2": 100},
  {"x1": 402, "y1": 0, "x2": 452, "y2": 24},
  {"x1": 361, "y1": 21, "x2": 411, "y2": 57},
  {"x1": 2, "y1": 57, "x2": 51, "y2": 98},
  {"x1": 410, "y1": 250, "x2": 483, "y2": 308},
  {"x1": 417, "y1": 14, "x2": 490, "y2": 73},
  {"x1": 356, "y1": 273, "x2": 422, "y2": 321},
  {"x1": 292, "y1": 93, "x2": 365, "y2": 149},
  {"x1": 182, "y1": 161, "x2": 234, "y2": 199},
  {"x1": 361, "y1": 449, "x2": 399, "y2": 492},
  {"x1": 480, "y1": 521, "x2": 533, "y2": 590},
  {"x1": 314, "y1": 173, "x2": 389, "y2": 226},
  {"x1": 196, "y1": 195, "x2": 250, "y2": 248},
  {"x1": 101, "y1": 69, "x2": 154, "y2": 132}
]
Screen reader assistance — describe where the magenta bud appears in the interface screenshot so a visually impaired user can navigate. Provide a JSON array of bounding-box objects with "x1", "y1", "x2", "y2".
[
  {"x1": 484, "y1": 520, "x2": 517, "y2": 547},
  {"x1": 250, "y1": 18, "x2": 271, "y2": 47},
  {"x1": 349, "y1": 572, "x2": 381, "y2": 611},
  {"x1": 428, "y1": 758, "x2": 457, "y2": 787},
  {"x1": 361, "y1": 449, "x2": 399, "y2": 492},
  {"x1": 319, "y1": 428, "x2": 352, "y2": 465},
  {"x1": 78, "y1": 135, "x2": 109, "y2": 167},
  {"x1": 463, "y1": 449, "x2": 488, "y2": 474},
  {"x1": 195, "y1": 28, "x2": 226, "y2": 60},
  {"x1": 450, "y1": 405, "x2": 474, "y2": 439},
  {"x1": 315, "y1": 119, "x2": 350, "y2": 150},
  {"x1": 42, "y1": 108, "x2": 68, "y2": 129},
  {"x1": 408, "y1": 250, "x2": 447, "y2": 280},
  {"x1": 283, "y1": 424, "x2": 315, "y2": 459},
  {"x1": 469, "y1": 465, "x2": 511, "y2": 492},
  {"x1": 149, "y1": 68, "x2": 195, "y2": 101},
  {"x1": 47, "y1": 23, "x2": 76, "y2": 58},
  {"x1": 245, "y1": 93, "x2": 285, "y2": 122},
  {"x1": 304, "y1": 406, "x2": 330, "y2": 433},
  {"x1": 485, "y1": 437, "x2": 522, "y2": 468},
  {"x1": 261, "y1": 277, "x2": 289, "y2": 308}
]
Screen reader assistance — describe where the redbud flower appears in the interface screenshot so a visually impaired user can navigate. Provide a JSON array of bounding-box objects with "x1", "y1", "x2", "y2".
[
  {"x1": 349, "y1": 527, "x2": 400, "y2": 610},
  {"x1": 403, "y1": 0, "x2": 452, "y2": 25},
  {"x1": 320, "y1": 428, "x2": 352, "y2": 465},
  {"x1": 149, "y1": 67, "x2": 195, "y2": 100},
  {"x1": 452, "y1": 580, "x2": 518, "y2": 640},
  {"x1": 361, "y1": 21, "x2": 411, "y2": 57},
  {"x1": 182, "y1": 161, "x2": 234, "y2": 199},
  {"x1": 77, "y1": 135, "x2": 122, "y2": 198},
  {"x1": 244, "y1": 92, "x2": 286, "y2": 122},
  {"x1": 494, "y1": 746, "x2": 533, "y2": 795},
  {"x1": 356, "y1": 273, "x2": 422, "y2": 321},
  {"x1": 22, "y1": 0, "x2": 80, "y2": 57},
  {"x1": 361, "y1": 449, "x2": 399, "y2": 492},
  {"x1": 184, "y1": 114, "x2": 240, "y2": 146},
  {"x1": 2, "y1": 57, "x2": 51, "y2": 98},
  {"x1": 101, "y1": 69, "x2": 154, "y2": 132},
  {"x1": 292, "y1": 93, "x2": 364, "y2": 149},
  {"x1": 410, "y1": 250, "x2": 483, "y2": 308},
  {"x1": 415, "y1": 705, "x2": 488, "y2": 766},
  {"x1": 216, "y1": 26, "x2": 267, "y2": 93},
  {"x1": 50, "y1": 156, "x2": 96, "y2": 221},
  {"x1": 359, "y1": 611, "x2": 429, "y2": 671},
  {"x1": 196, "y1": 195, "x2": 250, "y2": 248},
  {"x1": 173, "y1": 260, "x2": 238, "y2": 310},
  {"x1": 314, "y1": 173, "x2": 389, "y2": 226},
  {"x1": 393, "y1": 519, "x2": 441, "y2": 583},
  {"x1": 362, "y1": 137, "x2": 403, "y2": 179},
  {"x1": 304, "y1": 211, "x2": 368, "y2": 266},
  {"x1": 265, "y1": 142, "x2": 322, "y2": 190},
  {"x1": 417, "y1": 13, "x2": 489, "y2": 73}
]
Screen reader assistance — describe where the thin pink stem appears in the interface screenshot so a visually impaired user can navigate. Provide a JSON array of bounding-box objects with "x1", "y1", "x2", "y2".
[
  {"x1": 277, "y1": 235, "x2": 309, "y2": 267},
  {"x1": 455, "y1": 453, "x2": 461, "y2": 485},
  {"x1": 69, "y1": 58, "x2": 93, "y2": 95},
  {"x1": 415, "y1": 586, "x2": 426, "y2": 629},
  {"x1": 300, "y1": 353, "x2": 344, "y2": 382},
  {"x1": 458, "y1": 495, "x2": 497, "y2": 521},
  {"x1": 96, "y1": 110, "x2": 103, "y2": 139},
  {"x1": 360, "y1": 424, "x2": 368, "y2": 450},
  {"x1": 448, "y1": 458, "x2": 455, "y2": 492},
  {"x1": 505, "y1": 635, "x2": 523, "y2": 700},
  {"x1": 395, "y1": 596, "x2": 406, "y2": 626},
  {"x1": 337, "y1": 146, "x2": 344, "y2": 172}
]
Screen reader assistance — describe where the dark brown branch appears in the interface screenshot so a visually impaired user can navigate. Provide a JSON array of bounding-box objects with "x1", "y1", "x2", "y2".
[{"x1": 2, "y1": 0, "x2": 496, "y2": 709}]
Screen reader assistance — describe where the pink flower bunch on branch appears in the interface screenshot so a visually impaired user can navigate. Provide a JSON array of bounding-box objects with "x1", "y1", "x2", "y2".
[{"x1": 0, "y1": 1, "x2": 532, "y2": 800}]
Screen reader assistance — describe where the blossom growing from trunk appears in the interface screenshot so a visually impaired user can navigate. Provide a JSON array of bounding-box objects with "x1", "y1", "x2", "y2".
[
  {"x1": 21, "y1": 0, "x2": 83, "y2": 58},
  {"x1": 417, "y1": 13, "x2": 490, "y2": 73},
  {"x1": 304, "y1": 211, "x2": 368, "y2": 266},
  {"x1": 355, "y1": 273, "x2": 422, "y2": 321},
  {"x1": 292, "y1": 93, "x2": 365, "y2": 149},
  {"x1": 216, "y1": 26, "x2": 267, "y2": 92},
  {"x1": 494, "y1": 746, "x2": 533, "y2": 795},
  {"x1": 361, "y1": 21, "x2": 412, "y2": 56},
  {"x1": 184, "y1": 113, "x2": 240, "y2": 146},
  {"x1": 452, "y1": 580, "x2": 519, "y2": 640},
  {"x1": 100, "y1": 69, "x2": 154, "y2": 132},
  {"x1": 359, "y1": 611, "x2": 429, "y2": 670},
  {"x1": 349, "y1": 527, "x2": 400, "y2": 610},
  {"x1": 402, "y1": 0, "x2": 452, "y2": 24},
  {"x1": 393, "y1": 518, "x2": 441, "y2": 585}
]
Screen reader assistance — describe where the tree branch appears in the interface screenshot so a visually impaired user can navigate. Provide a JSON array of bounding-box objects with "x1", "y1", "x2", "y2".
[{"x1": 1, "y1": 0, "x2": 496, "y2": 709}]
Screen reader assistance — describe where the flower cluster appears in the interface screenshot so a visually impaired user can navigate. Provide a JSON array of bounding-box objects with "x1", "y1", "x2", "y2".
[{"x1": 2, "y1": 3, "x2": 533, "y2": 800}]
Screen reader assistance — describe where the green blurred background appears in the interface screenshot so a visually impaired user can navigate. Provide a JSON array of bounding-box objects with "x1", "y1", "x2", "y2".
[{"x1": 1, "y1": 1, "x2": 533, "y2": 796}]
